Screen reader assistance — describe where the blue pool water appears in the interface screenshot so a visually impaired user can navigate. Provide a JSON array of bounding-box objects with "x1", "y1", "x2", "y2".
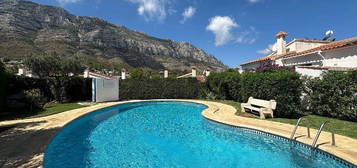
[{"x1": 44, "y1": 101, "x2": 354, "y2": 168}]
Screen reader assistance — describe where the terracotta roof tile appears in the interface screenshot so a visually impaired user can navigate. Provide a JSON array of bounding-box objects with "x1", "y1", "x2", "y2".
[
  {"x1": 240, "y1": 36, "x2": 357, "y2": 66},
  {"x1": 89, "y1": 72, "x2": 118, "y2": 79},
  {"x1": 281, "y1": 37, "x2": 357, "y2": 59},
  {"x1": 240, "y1": 51, "x2": 296, "y2": 66}
]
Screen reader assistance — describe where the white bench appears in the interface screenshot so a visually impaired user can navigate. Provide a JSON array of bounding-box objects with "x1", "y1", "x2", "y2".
[{"x1": 241, "y1": 97, "x2": 277, "y2": 119}]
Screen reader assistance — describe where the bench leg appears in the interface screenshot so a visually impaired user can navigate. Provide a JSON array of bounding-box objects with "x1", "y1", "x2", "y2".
[
  {"x1": 259, "y1": 112, "x2": 266, "y2": 119},
  {"x1": 241, "y1": 106, "x2": 246, "y2": 113},
  {"x1": 260, "y1": 110, "x2": 274, "y2": 119}
]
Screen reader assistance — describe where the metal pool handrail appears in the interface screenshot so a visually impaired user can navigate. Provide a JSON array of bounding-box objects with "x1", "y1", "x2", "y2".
[
  {"x1": 312, "y1": 121, "x2": 335, "y2": 147},
  {"x1": 290, "y1": 117, "x2": 305, "y2": 139}
]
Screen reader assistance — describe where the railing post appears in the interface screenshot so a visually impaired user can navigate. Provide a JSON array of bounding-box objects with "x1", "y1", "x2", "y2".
[{"x1": 331, "y1": 133, "x2": 336, "y2": 146}]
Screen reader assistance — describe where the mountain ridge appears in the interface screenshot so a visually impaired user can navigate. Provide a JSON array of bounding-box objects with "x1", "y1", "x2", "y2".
[{"x1": 0, "y1": 0, "x2": 227, "y2": 71}]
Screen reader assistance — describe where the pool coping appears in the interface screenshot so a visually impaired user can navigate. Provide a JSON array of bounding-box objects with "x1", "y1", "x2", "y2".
[
  {"x1": 0, "y1": 99, "x2": 356, "y2": 167},
  {"x1": 197, "y1": 100, "x2": 357, "y2": 167}
]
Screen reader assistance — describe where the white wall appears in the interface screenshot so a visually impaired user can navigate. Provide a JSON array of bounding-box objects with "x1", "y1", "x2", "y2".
[
  {"x1": 92, "y1": 78, "x2": 119, "y2": 102},
  {"x1": 295, "y1": 67, "x2": 326, "y2": 78},
  {"x1": 286, "y1": 40, "x2": 327, "y2": 53},
  {"x1": 322, "y1": 46, "x2": 357, "y2": 67}
]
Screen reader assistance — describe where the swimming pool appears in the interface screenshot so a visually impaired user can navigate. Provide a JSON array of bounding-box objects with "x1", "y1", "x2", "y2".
[{"x1": 44, "y1": 101, "x2": 355, "y2": 168}]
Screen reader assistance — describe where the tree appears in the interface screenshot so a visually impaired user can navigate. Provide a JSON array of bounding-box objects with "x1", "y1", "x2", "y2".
[
  {"x1": 129, "y1": 68, "x2": 153, "y2": 80},
  {"x1": 24, "y1": 53, "x2": 85, "y2": 102}
]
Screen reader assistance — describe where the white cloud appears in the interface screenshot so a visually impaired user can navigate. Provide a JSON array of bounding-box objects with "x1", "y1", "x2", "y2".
[
  {"x1": 236, "y1": 26, "x2": 258, "y2": 44},
  {"x1": 206, "y1": 16, "x2": 238, "y2": 46},
  {"x1": 180, "y1": 6, "x2": 196, "y2": 23},
  {"x1": 257, "y1": 43, "x2": 277, "y2": 54},
  {"x1": 56, "y1": 0, "x2": 81, "y2": 4},
  {"x1": 248, "y1": 0, "x2": 260, "y2": 3},
  {"x1": 127, "y1": 0, "x2": 171, "y2": 22}
]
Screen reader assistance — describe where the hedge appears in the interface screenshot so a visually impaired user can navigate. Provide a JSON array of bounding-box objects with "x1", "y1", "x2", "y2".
[
  {"x1": 239, "y1": 71, "x2": 303, "y2": 118},
  {"x1": 0, "y1": 71, "x2": 7, "y2": 112},
  {"x1": 304, "y1": 71, "x2": 357, "y2": 121},
  {"x1": 5, "y1": 76, "x2": 92, "y2": 107},
  {"x1": 206, "y1": 70, "x2": 241, "y2": 101},
  {"x1": 119, "y1": 78, "x2": 205, "y2": 100}
]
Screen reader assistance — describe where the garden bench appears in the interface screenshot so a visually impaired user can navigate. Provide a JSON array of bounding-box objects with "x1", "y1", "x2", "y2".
[{"x1": 241, "y1": 97, "x2": 277, "y2": 119}]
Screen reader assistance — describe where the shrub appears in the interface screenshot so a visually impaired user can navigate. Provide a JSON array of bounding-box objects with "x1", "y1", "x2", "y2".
[
  {"x1": 65, "y1": 77, "x2": 92, "y2": 102},
  {"x1": 24, "y1": 89, "x2": 47, "y2": 111},
  {"x1": 256, "y1": 60, "x2": 295, "y2": 73},
  {"x1": 304, "y1": 71, "x2": 357, "y2": 121},
  {"x1": 7, "y1": 76, "x2": 91, "y2": 103},
  {"x1": 240, "y1": 70, "x2": 302, "y2": 118},
  {"x1": 119, "y1": 78, "x2": 205, "y2": 100},
  {"x1": 0, "y1": 62, "x2": 7, "y2": 112},
  {"x1": 206, "y1": 69, "x2": 241, "y2": 101}
]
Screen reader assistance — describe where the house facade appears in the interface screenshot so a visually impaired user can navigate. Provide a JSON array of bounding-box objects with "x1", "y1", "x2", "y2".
[{"x1": 240, "y1": 32, "x2": 357, "y2": 77}]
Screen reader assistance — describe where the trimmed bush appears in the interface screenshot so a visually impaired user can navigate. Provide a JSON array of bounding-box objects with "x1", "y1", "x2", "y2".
[
  {"x1": 7, "y1": 76, "x2": 91, "y2": 103},
  {"x1": 304, "y1": 71, "x2": 357, "y2": 121},
  {"x1": 24, "y1": 89, "x2": 47, "y2": 111},
  {"x1": 206, "y1": 70, "x2": 241, "y2": 101},
  {"x1": 0, "y1": 69, "x2": 7, "y2": 112},
  {"x1": 240, "y1": 71, "x2": 303, "y2": 118},
  {"x1": 119, "y1": 78, "x2": 205, "y2": 100},
  {"x1": 65, "y1": 77, "x2": 92, "y2": 102}
]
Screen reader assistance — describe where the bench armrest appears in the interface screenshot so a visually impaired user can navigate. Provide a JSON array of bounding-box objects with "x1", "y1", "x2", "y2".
[
  {"x1": 241, "y1": 103, "x2": 250, "y2": 107},
  {"x1": 261, "y1": 107, "x2": 273, "y2": 113}
]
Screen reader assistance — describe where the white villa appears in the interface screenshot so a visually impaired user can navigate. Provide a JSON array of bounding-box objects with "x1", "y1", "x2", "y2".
[{"x1": 241, "y1": 32, "x2": 357, "y2": 77}]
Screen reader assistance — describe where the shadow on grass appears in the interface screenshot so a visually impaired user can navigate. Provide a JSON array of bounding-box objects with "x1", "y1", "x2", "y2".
[
  {"x1": 0, "y1": 108, "x2": 45, "y2": 122},
  {"x1": 0, "y1": 121, "x2": 60, "y2": 168}
]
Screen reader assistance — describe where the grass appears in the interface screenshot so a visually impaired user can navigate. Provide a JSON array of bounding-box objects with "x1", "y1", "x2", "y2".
[
  {"x1": 32, "y1": 103, "x2": 90, "y2": 118},
  {"x1": 208, "y1": 99, "x2": 357, "y2": 139},
  {"x1": 0, "y1": 103, "x2": 90, "y2": 121},
  {"x1": 205, "y1": 99, "x2": 243, "y2": 115},
  {"x1": 269, "y1": 116, "x2": 357, "y2": 139}
]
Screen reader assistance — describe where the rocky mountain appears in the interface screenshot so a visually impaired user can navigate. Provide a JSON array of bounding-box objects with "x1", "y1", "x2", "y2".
[{"x1": 0, "y1": 0, "x2": 227, "y2": 71}]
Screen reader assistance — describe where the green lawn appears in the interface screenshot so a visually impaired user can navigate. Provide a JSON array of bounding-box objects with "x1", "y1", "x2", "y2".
[
  {"x1": 208, "y1": 99, "x2": 357, "y2": 139},
  {"x1": 269, "y1": 116, "x2": 357, "y2": 139},
  {"x1": 31, "y1": 103, "x2": 90, "y2": 118},
  {"x1": 0, "y1": 103, "x2": 90, "y2": 121},
  {"x1": 205, "y1": 100, "x2": 243, "y2": 115}
]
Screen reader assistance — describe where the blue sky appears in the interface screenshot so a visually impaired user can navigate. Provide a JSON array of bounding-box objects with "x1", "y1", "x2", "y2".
[{"x1": 31, "y1": 0, "x2": 357, "y2": 67}]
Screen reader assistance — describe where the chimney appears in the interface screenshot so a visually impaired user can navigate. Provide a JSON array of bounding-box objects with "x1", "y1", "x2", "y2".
[
  {"x1": 276, "y1": 31, "x2": 288, "y2": 55},
  {"x1": 18, "y1": 68, "x2": 26, "y2": 76},
  {"x1": 83, "y1": 69, "x2": 89, "y2": 78},
  {"x1": 121, "y1": 68, "x2": 127, "y2": 80},
  {"x1": 205, "y1": 68, "x2": 211, "y2": 77},
  {"x1": 191, "y1": 66, "x2": 197, "y2": 77},
  {"x1": 164, "y1": 70, "x2": 169, "y2": 78}
]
